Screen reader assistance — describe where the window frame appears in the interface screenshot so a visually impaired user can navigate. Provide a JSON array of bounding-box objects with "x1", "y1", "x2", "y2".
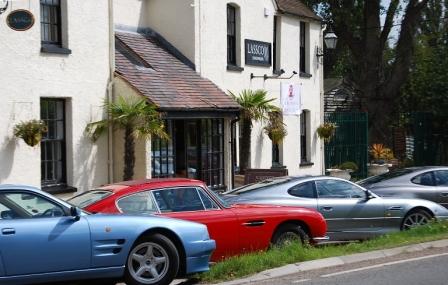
[
  {"x1": 41, "y1": 98, "x2": 68, "y2": 192},
  {"x1": 300, "y1": 110, "x2": 311, "y2": 164},
  {"x1": 227, "y1": 4, "x2": 238, "y2": 67},
  {"x1": 316, "y1": 179, "x2": 366, "y2": 199},
  {"x1": 288, "y1": 181, "x2": 317, "y2": 199},
  {"x1": 411, "y1": 172, "x2": 435, "y2": 186},
  {"x1": 151, "y1": 121, "x2": 175, "y2": 178},
  {"x1": 299, "y1": 21, "x2": 307, "y2": 74},
  {"x1": 115, "y1": 191, "x2": 160, "y2": 215},
  {"x1": 151, "y1": 187, "x2": 207, "y2": 213},
  {"x1": 40, "y1": 0, "x2": 62, "y2": 46}
]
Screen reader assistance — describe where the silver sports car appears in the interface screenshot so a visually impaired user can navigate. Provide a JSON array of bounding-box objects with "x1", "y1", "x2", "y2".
[
  {"x1": 223, "y1": 176, "x2": 448, "y2": 241},
  {"x1": 358, "y1": 166, "x2": 448, "y2": 208}
]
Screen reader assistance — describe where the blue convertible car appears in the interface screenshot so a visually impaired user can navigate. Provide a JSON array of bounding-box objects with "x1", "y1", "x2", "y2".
[{"x1": 0, "y1": 185, "x2": 215, "y2": 285}]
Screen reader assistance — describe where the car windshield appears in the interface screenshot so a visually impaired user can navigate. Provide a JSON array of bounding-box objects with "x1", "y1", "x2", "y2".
[
  {"x1": 358, "y1": 168, "x2": 415, "y2": 186},
  {"x1": 68, "y1": 190, "x2": 112, "y2": 208},
  {"x1": 207, "y1": 188, "x2": 230, "y2": 208},
  {"x1": 225, "y1": 176, "x2": 294, "y2": 195}
]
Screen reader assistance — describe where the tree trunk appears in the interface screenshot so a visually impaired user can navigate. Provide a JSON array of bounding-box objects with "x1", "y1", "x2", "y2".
[
  {"x1": 239, "y1": 119, "x2": 252, "y2": 174},
  {"x1": 123, "y1": 126, "x2": 135, "y2": 181}
]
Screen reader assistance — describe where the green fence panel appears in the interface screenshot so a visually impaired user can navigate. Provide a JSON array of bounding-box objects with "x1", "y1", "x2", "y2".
[{"x1": 324, "y1": 112, "x2": 369, "y2": 179}]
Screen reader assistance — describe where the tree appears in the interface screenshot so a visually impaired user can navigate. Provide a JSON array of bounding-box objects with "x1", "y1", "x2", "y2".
[
  {"x1": 86, "y1": 96, "x2": 168, "y2": 181},
  {"x1": 305, "y1": 0, "x2": 431, "y2": 143},
  {"x1": 401, "y1": 0, "x2": 448, "y2": 132},
  {"x1": 230, "y1": 90, "x2": 278, "y2": 174}
]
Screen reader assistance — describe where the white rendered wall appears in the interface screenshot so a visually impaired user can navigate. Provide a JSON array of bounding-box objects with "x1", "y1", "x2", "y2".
[
  {"x1": 0, "y1": 0, "x2": 110, "y2": 191},
  {"x1": 114, "y1": 0, "x2": 149, "y2": 29},
  {"x1": 196, "y1": 0, "x2": 324, "y2": 176}
]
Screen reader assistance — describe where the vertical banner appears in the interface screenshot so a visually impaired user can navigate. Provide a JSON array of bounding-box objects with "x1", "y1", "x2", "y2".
[{"x1": 281, "y1": 83, "x2": 301, "y2": 115}]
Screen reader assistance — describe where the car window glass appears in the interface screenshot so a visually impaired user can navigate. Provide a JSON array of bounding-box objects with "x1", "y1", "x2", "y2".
[
  {"x1": 411, "y1": 172, "x2": 434, "y2": 186},
  {"x1": 197, "y1": 188, "x2": 219, "y2": 210},
  {"x1": 358, "y1": 168, "x2": 414, "y2": 186},
  {"x1": 226, "y1": 176, "x2": 297, "y2": 195},
  {"x1": 0, "y1": 193, "x2": 65, "y2": 219},
  {"x1": 288, "y1": 182, "x2": 316, "y2": 198},
  {"x1": 434, "y1": 171, "x2": 448, "y2": 186},
  {"x1": 117, "y1": 192, "x2": 158, "y2": 214},
  {"x1": 152, "y1": 188, "x2": 205, "y2": 212},
  {"x1": 316, "y1": 180, "x2": 365, "y2": 199},
  {"x1": 68, "y1": 190, "x2": 112, "y2": 208}
]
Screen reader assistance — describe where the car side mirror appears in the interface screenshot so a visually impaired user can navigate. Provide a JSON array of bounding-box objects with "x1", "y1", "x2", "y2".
[
  {"x1": 70, "y1": 206, "x2": 81, "y2": 221},
  {"x1": 365, "y1": 190, "x2": 375, "y2": 201}
]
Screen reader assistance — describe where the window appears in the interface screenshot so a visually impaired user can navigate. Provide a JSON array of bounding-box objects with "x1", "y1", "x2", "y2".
[
  {"x1": 316, "y1": 179, "x2": 365, "y2": 199},
  {"x1": 411, "y1": 172, "x2": 435, "y2": 186},
  {"x1": 152, "y1": 188, "x2": 205, "y2": 212},
  {"x1": 201, "y1": 119, "x2": 225, "y2": 190},
  {"x1": 197, "y1": 188, "x2": 219, "y2": 210},
  {"x1": 117, "y1": 192, "x2": 158, "y2": 215},
  {"x1": 0, "y1": 192, "x2": 65, "y2": 219},
  {"x1": 41, "y1": 99, "x2": 67, "y2": 191},
  {"x1": 40, "y1": 0, "x2": 62, "y2": 46},
  {"x1": 152, "y1": 121, "x2": 175, "y2": 178},
  {"x1": 300, "y1": 110, "x2": 310, "y2": 163},
  {"x1": 288, "y1": 182, "x2": 316, "y2": 198},
  {"x1": 299, "y1": 21, "x2": 307, "y2": 73},
  {"x1": 227, "y1": 5, "x2": 237, "y2": 66},
  {"x1": 434, "y1": 171, "x2": 448, "y2": 186}
]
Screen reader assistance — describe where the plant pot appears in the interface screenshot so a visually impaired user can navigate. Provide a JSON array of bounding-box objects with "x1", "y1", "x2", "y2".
[
  {"x1": 367, "y1": 164, "x2": 389, "y2": 176},
  {"x1": 327, "y1": 169, "x2": 352, "y2": 180},
  {"x1": 23, "y1": 134, "x2": 42, "y2": 147}
]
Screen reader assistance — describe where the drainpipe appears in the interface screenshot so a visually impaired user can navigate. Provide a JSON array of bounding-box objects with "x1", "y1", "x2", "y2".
[
  {"x1": 230, "y1": 116, "x2": 240, "y2": 189},
  {"x1": 107, "y1": 0, "x2": 115, "y2": 183},
  {"x1": 320, "y1": 24, "x2": 327, "y2": 175}
]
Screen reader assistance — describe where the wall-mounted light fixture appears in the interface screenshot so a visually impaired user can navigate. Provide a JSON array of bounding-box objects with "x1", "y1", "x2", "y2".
[
  {"x1": 0, "y1": 0, "x2": 8, "y2": 15},
  {"x1": 316, "y1": 29, "x2": 338, "y2": 57},
  {"x1": 250, "y1": 70, "x2": 298, "y2": 81}
]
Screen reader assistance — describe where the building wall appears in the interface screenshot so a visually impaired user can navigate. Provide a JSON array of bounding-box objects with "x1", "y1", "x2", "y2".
[
  {"x1": 196, "y1": 0, "x2": 324, "y2": 176},
  {"x1": 0, "y1": 0, "x2": 110, "y2": 191},
  {"x1": 113, "y1": 0, "x2": 149, "y2": 29}
]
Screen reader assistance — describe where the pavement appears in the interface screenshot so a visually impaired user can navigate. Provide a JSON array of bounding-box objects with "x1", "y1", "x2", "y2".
[{"x1": 207, "y1": 239, "x2": 448, "y2": 285}]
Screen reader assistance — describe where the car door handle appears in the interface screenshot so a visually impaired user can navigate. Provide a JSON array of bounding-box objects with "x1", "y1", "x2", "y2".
[
  {"x1": 321, "y1": 206, "x2": 333, "y2": 212},
  {"x1": 2, "y1": 228, "x2": 15, "y2": 235},
  {"x1": 242, "y1": 220, "x2": 266, "y2": 227},
  {"x1": 441, "y1": 192, "x2": 448, "y2": 197}
]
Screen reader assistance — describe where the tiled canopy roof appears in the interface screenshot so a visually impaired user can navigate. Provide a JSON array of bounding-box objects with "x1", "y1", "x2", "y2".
[
  {"x1": 275, "y1": 0, "x2": 321, "y2": 21},
  {"x1": 115, "y1": 31, "x2": 240, "y2": 113}
]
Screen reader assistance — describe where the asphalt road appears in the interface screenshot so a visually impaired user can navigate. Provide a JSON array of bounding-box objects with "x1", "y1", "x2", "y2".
[{"x1": 251, "y1": 247, "x2": 448, "y2": 285}]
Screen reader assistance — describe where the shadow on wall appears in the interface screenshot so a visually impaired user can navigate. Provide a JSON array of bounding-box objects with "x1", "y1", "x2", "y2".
[
  {"x1": 0, "y1": 138, "x2": 16, "y2": 183},
  {"x1": 73, "y1": 134, "x2": 109, "y2": 193},
  {"x1": 254, "y1": 130, "x2": 265, "y2": 168},
  {"x1": 139, "y1": 0, "x2": 150, "y2": 28}
]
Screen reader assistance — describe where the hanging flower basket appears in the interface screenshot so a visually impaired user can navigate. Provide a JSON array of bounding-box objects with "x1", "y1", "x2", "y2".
[
  {"x1": 316, "y1": 122, "x2": 337, "y2": 142},
  {"x1": 264, "y1": 111, "x2": 287, "y2": 144},
  {"x1": 13, "y1": 120, "x2": 47, "y2": 147}
]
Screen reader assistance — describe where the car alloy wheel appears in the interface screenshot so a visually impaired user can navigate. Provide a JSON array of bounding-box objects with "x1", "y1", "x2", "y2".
[
  {"x1": 125, "y1": 234, "x2": 179, "y2": 285},
  {"x1": 401, "y1": 210, "x2": 431, "y2": 230},
  {"x1": 272, "y1": 224, "x2": 309, "y2": 248}
]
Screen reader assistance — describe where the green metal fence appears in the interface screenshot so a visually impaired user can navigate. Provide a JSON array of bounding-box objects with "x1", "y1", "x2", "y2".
[{"x1": 324, "y1": 112, "x2": 369, "y2": 179}]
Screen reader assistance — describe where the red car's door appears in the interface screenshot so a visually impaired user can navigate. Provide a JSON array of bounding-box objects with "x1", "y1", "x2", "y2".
[{"x1": 151, "y1": 187, "x2": 240, "y2": 260}]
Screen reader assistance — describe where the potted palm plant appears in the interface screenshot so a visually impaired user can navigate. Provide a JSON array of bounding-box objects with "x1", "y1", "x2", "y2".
[
  {"x1": 368, "y1": 144, "x2": 394, "y2": 176},
  {"x1": 13, "y1": 120, "x2": 47, "y2": 147}
]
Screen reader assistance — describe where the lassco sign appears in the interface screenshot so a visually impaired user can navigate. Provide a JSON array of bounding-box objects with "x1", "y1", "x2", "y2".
[{"x1": 245, "y1": 39, "x2": 271, "y2": 67}]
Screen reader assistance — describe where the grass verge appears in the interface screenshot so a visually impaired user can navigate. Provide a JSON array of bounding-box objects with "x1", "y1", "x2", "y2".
[{"x1": 198, "y1": 221, "x2": 448, "y2": 283}]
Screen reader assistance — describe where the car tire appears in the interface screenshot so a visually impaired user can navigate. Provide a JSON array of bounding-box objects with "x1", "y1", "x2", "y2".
[
  {"x1": 124, "y1": 233, "x2": 179, "y2": 285},
  {"x1": 401, "y1": 209, "x2": 432, "y2": 231},
  {"x1": 271, "y1": 224, "x2": 309, "y2": 247}
]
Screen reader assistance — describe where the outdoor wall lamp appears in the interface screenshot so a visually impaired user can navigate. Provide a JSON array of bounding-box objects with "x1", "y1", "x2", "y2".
[
  {"x1": 316, "y1": 30, "x2": 338, "y2": 57},
  {"x1": 251, "y1": 70, "x2": 298, "y2": 81},
  {"x1": 0, "y1": 0, "x2": 8, "y2": 15}
]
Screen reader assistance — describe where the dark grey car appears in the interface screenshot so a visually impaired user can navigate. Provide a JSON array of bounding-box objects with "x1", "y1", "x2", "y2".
[
  {"x1": 358, "y1": 167, "x2": 448, "y2": 208},
  {"x1": 223, "y1": 176, "x2": 448, "y2": 241}
]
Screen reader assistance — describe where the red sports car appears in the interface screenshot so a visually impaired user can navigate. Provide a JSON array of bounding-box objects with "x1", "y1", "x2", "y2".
[{"x1": 68, "y1": 178, "x2": 328, "y2": 261}]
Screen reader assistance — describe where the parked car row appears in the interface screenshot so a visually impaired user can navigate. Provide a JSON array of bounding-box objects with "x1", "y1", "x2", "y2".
[{"x1": 2, "y1": 167, "x2": 448, "y2": 285}]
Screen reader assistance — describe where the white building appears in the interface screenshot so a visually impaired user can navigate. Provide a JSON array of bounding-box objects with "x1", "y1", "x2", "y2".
[
  {"x1": 0, "y1": 0, "x2": 112, "y2": 194},
  {"x1": 114, "y1": 0, "x2": 325, "y2": 189}
]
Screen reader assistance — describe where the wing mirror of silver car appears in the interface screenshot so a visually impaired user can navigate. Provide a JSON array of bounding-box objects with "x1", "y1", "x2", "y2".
[
  {"x1": 365, "y1": 191, "x2": 375, "y2": 201},
  {"x1": 70, "y1": 206, "x2": 81, "y2": 221}
]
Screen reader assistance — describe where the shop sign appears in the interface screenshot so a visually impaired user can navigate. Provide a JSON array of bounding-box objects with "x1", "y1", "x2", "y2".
[
  {"x1": 7, "y1": 9, "x2": 35, "y2": 31},
  {"x1": 245, "y1": 39, "x2": 271, "y2": 66},
  {"x1": 281, "y1": 83, "x2": 302, "y2": 115}
]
